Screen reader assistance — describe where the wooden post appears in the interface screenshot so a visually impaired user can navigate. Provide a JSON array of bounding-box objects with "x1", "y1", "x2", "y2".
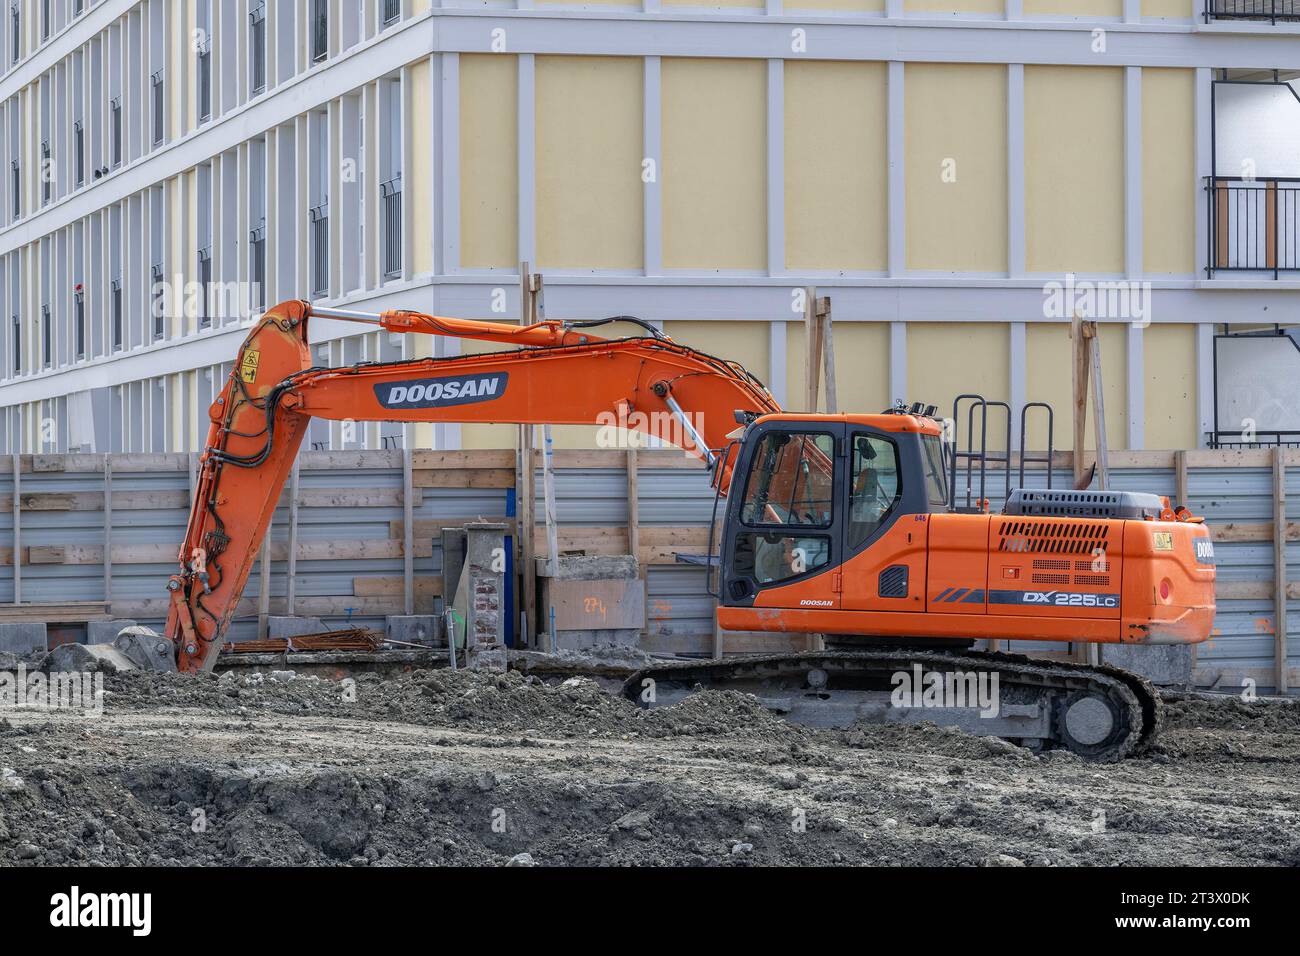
[
  {"x1": 103, "y1": 455, "x2": 113, "y2": 608},
  {"x1": 1177, "y1": 450, "x2": 1194, "y2": 670},
  {"x1": 287, "y1": 458, "x2": 301, "y2": 617},
  {"x1": 803, "y1": 286, "x2": 822, "y2": 412},
  {"x1": 626, "y1": 448, "x2": 640, "y2": 568},
  {"x1": 532, "y1": 271, "x2": 560, "y2": 586},
  {"x1": 517, "y1": 261, "x2": 537, "y2": 645},
  {"x1": 1070, "y1": 314, "x2": 1088, "y2": 488},
  {"x1": 1273, "y1": 447, "x2": 1288, "y2": 695},
  {"x1": 12, "y1": 454, "x2": 20, "y2": 604},
  {"x1": 1088, "y1": 323, "x2": 1109, "y2": 491},
  {"x1": 818, "y1": 296, "x2": 837, "y2": 414},
  {"x1": 257, "y1": 522, "x2": 272, "y2": 640},
  {"x1": 401, "y1": 445, "x2": 414, "y2": 615}
]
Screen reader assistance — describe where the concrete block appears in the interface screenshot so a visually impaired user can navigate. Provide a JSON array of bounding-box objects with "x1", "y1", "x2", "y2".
[
  {"x1": 386, "y1": 615, "x2": 443, "y2": 647},
  {"x1": 0, "y1": 623, "x2": 47, "y2": 656},
  {"x1": 87, "y1": 620, "x2": 138, "y2": 645},
  {"x1": 1102, "y1": 644, "x2": 1194, "y2": 687},
  {"x1": 45, "y1": 642, "x2": 137, "y2": 674},
  {"x1": 556, "y1": 628, "x2": 641, "y2": 652},
  {"x1": 537, "y1": 554, "x2": 639, "y2": 581},
  {"x1": 267, "y1": 616, "x2": 328, "y2": 640}
]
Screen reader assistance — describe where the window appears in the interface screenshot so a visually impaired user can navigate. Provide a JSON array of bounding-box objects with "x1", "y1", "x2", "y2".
[
  {"x1": 74, "y1": 0, "x2": 83, "y2": 15},
  {"x1": 198, "y1": 39, "x2": 211, "y2": 121},
  {"x1": 381, "y1": 174, "x2": 402, "y2": 279},
  {"x1": 151, "y1": 71, "x2": 164, "y2": 145},
  {"x1": 110, "y1": 97, "x2": 122, "y2": 166},
  {"x1": 40, "y1": 304, "x2": 50, "y2": 368},
  {"x1": 732, "y1": 430, "x2": 836, "y2": 587},
  {"x1": 74, "y1": 290, "x2": 85, "y2": 360},
  {"x1": 10, "y1": 160, "x2": 19, "y2": 218},
  {"x1": 848, "y1": 434, "x2": 901, "y2": 551},
  {"x1": 151, "y1": 263, "x2": 165, "y2": 339},
  {"x1": 310, "y1": 202, "x2": 328, "y2": 297},
  {"x1": 740, "y1": 432, "x2": 835, "y2": 528},
  {"x1": 197, "y1": 247, "x2": 212, "y2": 328},
  {"x1": 73, "y1": 120, "x2": 83, "y2": 186},
  {"x1": 40, "y1": 141, "x2": 50, "y2": 204},
  {"x1": 40, "y1": 0, "x2": 49, "y2": 41},
  {"x1": 920, "y1": 433, "x2": 948, "y2": 508},
  {"x1": 11, "y1": 314, "x2": 19, "y2": 373},
  {"x1": 311, "y1": 0, "x2": 328, "y2": 62},
  {"x1": 249, "y1": 4, "x2": 266, "y2": 95},
  {"x1": 111, "y1": 278, "x2": 122, "y2": 351},
  {"x1": 249, "y1": 221, "x2": 265, "y2": 308},
  {"x1": 383, "y1": 0, "x2": 401, "y2": 26},
  {"x1": 10, "y1": 4, "x2": 18, "y2": 63}
]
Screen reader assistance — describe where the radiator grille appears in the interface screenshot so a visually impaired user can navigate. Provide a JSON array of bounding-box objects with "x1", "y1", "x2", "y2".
[
  {"x1": 997, "y1": 520, "x2": 1110, "y2": 556},
  {"x1": 1073, "y1": 574, "x2": 1111, "y2": 587},
  {"x1": 1033, "y1": 559, "x2": 1071, "y2": 571}
]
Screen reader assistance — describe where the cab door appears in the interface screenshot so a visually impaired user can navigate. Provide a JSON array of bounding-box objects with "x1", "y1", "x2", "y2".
[
  {"x1": 838, "y1": 429, "x2": 929, "y2": 613},
  {"x1": 719, "y1": 422, "x2": 845, "y2": 611}
]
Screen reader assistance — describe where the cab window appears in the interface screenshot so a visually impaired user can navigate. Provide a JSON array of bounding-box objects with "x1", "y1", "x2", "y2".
[
  {"x1": 848, "y1": 434, "x2": 900, "y2": 551},
  {"x1": 740, "y1": 432, "x2": 835, "y2": 528}
]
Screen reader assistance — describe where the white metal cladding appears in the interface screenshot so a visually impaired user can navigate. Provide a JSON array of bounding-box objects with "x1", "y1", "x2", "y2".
[{"x1": 0, "y1": 453, "x2": 1293, "y2": 692}]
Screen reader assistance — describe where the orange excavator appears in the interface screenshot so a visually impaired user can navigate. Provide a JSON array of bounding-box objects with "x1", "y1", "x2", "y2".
[{"x1": 148, "y1": 300, "x2": 1215, "y2": 759}]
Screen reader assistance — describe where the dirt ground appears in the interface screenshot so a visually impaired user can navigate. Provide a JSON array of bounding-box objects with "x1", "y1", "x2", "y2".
[{"x1": 1, "y1": 666, "x2": 1299, "y2": 867}]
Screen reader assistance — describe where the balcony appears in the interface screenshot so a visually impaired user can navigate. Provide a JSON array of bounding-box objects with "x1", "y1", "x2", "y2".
[
  {"x1": 1205, "y1": 177, "x2": 1299, "y2": 278},
  {"x1": 1205, "y1": 0, "x2": 1300, "y2": 22}
]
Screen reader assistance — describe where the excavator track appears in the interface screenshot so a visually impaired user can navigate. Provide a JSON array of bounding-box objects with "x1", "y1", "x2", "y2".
[{"x1": 624, "y1": 648, "x2": 1162, "y2": 762}]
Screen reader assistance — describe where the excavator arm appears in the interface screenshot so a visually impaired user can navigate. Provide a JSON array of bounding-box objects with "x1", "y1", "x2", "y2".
[{"x1": 166, "y1": 300, "x2": 780, "y2": 672}]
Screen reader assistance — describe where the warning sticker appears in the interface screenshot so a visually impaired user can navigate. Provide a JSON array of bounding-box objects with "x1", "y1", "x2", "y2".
[
  {"x1": 1153, "y1": 532, "x2": 1174, "y2": 552},
  {"x1": 240, "y1": 349, "x2": 260, "y2": 384}
]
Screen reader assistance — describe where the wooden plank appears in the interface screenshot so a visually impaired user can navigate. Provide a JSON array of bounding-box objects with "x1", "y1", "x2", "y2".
[
  {"x1": 0, "y1": 601, "x2": 111, "y2": 623},
  {"x1": 818, "y1": 296, "x2": 837, "y2": 414},
  {"x1": 626, "y1": 449, "x2": 640, "y2": 574},
  {"x1": 520, "y1": 262, "x2": 538, "y2": 647},
  {"x1": 412, "y1": 468, "x2": 514, "y2": 489},
  {"x1": 353, "y1": 576, "x2": 442, "y2": 598},
  {"x1": 1071, "y1": 314, "x2": 1088, "y2": 488},
  {"x1": 1087, "y1": 321, "x2": 1109, "y2": 493},
  {"x1": 26, "y1": 546, "x2": 67, "y2": 565},
  {"x1": 1215, "y1": 581, "x2": 1300, "y2": 601},
  {"x1": 1274, "y1": 447, "x2": 1288, "y2": 695},
  {"x1": 412, "y1": 449, "x2": 515, "y2": 470},
  {"x1": 1205, "y1": 521, "x2": 1300, "y2": 543},
  {"x1": 111, "y1": 596, "x2": 408, "y2": 620}
]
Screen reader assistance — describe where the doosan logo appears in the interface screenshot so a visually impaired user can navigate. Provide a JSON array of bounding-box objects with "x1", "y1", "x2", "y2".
[
  {"x1": 49, "y1": 886, "x2": 152, "y2": 937},
  {"x1": 376, "y1": 372, "x2": 508, "y2": 410}
]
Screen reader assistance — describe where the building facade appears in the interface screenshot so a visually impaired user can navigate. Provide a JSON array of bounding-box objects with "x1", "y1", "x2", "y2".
[{"x1": 0, "y1": 0, "x2": 1296, "y2": 456}]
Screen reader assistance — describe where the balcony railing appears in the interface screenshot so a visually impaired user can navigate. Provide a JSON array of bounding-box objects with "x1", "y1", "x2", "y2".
[
  {"x1": 381, "y1": 175, "x2": 402, "y2": 279},
  {"x1": 1205, "y1": 0, "x2": 1299, "y2": 21},
  {"x1": 1207, "y1": 429, "x2": 1300, "y2": 449},
  {"x1": 309, "y1": 202, "x2": 328, "y2": 297},
  {"x1": 1205, "y1": 177, "x2": 1299, "y2": 278}
]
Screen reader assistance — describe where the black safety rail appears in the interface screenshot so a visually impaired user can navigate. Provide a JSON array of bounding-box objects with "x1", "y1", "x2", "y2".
[{"x1": 1204, "y1": 0, "x2": 1300, "y2": 21}]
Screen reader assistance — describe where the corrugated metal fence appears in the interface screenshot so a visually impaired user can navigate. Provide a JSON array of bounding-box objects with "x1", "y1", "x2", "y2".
[{"x1": 0, "y1": 448, "x2": 1295, "y2": 693}]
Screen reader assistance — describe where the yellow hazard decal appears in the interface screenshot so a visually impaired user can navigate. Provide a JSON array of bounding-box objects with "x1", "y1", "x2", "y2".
[
  {"x1": 1153, "y1": 532, "x2": 1173, "y2": 551},
  {"x1": 240, "y1": 348, "x2": 260, "y2": 383}
]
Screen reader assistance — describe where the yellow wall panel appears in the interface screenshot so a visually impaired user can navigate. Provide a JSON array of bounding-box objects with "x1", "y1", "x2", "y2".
[
  {"x1": 786, "y1": 322, "x2": 890, "y2": 414},
  {"x1": 905, "y1": 63, "x2": 1007, "y2": 273},
  {"x1": 906, "y1": 0, "x2": 1002, "y2": 11},
  {"x1": 1141, "y1": 0, "x2": 1194, "y2": 16},
  {"x1": 662, "y1": 59, "x2": 767, "y2": 270},
  {"x1": 1024, "y1": 0, "x2": 1122, "y2": 14},
  {"x1": 408, "y1": 57, "x2": 434, "y2": 275},
  {"x1": 460, "y1": 54, "x2": 518, "y2": 269},
  {"x1": 907, "y1": 324, "x2": 1009, "y2": 447},
  {"x1": 666, "y1": 321, "x2": 770, "y2": 384},
  {"x1": 536, "y1": 56, "x2": 643, "y2": 270},
  {"x1": 1142, "y1": 68, "x2": 1195, "y2": 275},
  {"x1": 787, "y1": 0, "x2": 884, "y2": 9},
  {"x1": 1144, "y1": 324, "x2": 1197, "y2": 450},
  {"x1": 1025, "y1": 66, "x2": 1124, "y2": 274},
  {"x1": 784, "y1": 61, "x2": 887, "y2": 272},
  {"x1": 1024, "y1": 323, "x2": 1127, "y2": 451}
]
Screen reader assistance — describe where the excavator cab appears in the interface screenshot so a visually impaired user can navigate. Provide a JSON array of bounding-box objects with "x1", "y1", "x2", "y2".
[{"x1": 718, "y1": 412, "x2": 945, "y2": 613}]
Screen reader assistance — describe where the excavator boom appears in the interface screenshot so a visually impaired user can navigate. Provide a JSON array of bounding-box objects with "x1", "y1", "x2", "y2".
[{"x1": 166, "y1": 300, "x2": 779, "y2": 672}]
